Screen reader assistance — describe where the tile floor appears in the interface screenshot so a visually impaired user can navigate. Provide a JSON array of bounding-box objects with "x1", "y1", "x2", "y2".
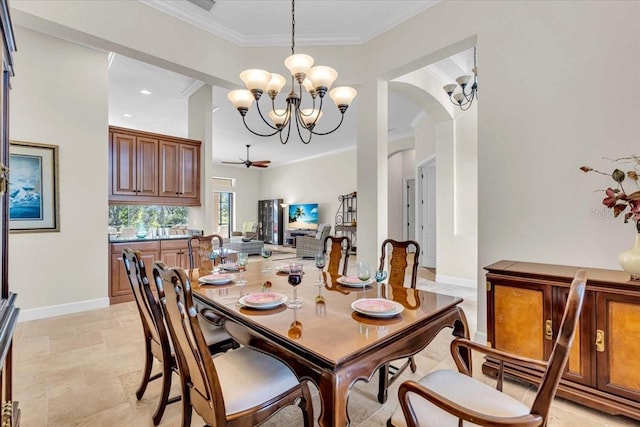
[{"x1": 12, "y1": 255, "x2": 638, "y2": 426}]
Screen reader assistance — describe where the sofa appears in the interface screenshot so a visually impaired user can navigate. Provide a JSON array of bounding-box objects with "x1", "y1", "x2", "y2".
[{"x1": 295, "y1": 224, "x2": 332, "y2": 258}]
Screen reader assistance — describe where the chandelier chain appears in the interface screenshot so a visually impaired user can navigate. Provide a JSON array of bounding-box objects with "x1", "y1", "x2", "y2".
[{"x1": 291, "y1": 0, "x2": 295, "y2": 56}]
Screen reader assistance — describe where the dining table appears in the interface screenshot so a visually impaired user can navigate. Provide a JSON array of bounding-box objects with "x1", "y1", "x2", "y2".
[{"x1": 191, "y1": 260, "x2": 469, "y2": 427}]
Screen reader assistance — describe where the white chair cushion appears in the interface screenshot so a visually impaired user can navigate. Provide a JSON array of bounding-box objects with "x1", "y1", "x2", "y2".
[
  {"x1": 390, "y1": 370, "x2": 531, "y2": 427},
  {"x1": 214, "y1": 346, "x2": 300, "y2": 415}
]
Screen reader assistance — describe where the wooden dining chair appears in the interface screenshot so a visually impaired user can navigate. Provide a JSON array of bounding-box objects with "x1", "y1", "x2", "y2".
[
  {"x1": 391, "y1": 270, "x2": 587, "y2": 427},
  {"x1": 323, "y1": 235, "x2": 352, "y2": 276},
  {"x1": 122, "y1": 249, "x2": 235, "y2": 425},
  {"x1": 187, "y1": 233, "x2": 225, "y2": 276},
  {"x1": 377, "y1": 238, "x2": 421, "y2": 404},
  {"x1": 152, "y1": 261, "x2": 314, "y2": 427}
]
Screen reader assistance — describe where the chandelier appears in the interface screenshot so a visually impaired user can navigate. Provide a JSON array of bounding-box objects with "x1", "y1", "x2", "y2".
[
  {"x1": 227, "y1": 0, "x2": 357, "y2": 144},
  {"x1": 443, "y1": 46, "x2": 478, "y2": 111}
]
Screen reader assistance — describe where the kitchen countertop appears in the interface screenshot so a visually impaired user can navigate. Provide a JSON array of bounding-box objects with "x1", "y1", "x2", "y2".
[{"x1": 108, "y1": 235, "x2": 193, "y2": 244}]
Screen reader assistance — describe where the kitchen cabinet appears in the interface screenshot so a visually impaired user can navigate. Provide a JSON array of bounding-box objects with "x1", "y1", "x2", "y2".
[
  {"x1": 110, "y1": 241, "x2": 160, "y2": 304},
  {"x1": 485, "y1": 260, "x2": 640, "y2": 421},
  {"x1": 258, "y1": 199, "x2": 284, "y2": 244},
  {"x1": 110, "y1": 131, "x2": 158, "y2": 197},
  {"x1": 109, "y1": 126, "x2": 201, "y2": 206},
  {"x1": 159, "y1": 140, "x2": 200, "y2": 201},
  {"x1": 160, "y1": 239, "x2": 194, "y2": 270}
]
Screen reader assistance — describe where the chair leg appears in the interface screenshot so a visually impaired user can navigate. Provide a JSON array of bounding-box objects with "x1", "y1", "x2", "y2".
[
  {"x1": 377, "y1": 364, "x2": 390, "y2": 404},
  {"x1": 151, "y1": 356, "x2": 174, "y2": 425},
  {"x1": 298, "y1": 382, "x2": 314, "y2": 427},
  {"x1": 409, "y1": 356, "x2": 417, "y2": 373},
  {"x1": 136, "y1": 337, "x2": 154, "y2": 400},
  {"x1": 180, "y1": 381, "x2": 192, "y2": 427}
]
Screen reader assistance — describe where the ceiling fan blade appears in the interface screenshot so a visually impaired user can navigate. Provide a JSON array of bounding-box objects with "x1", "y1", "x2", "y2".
[
  {"x1": 221, "y1": 161, "x2": 245, "y2": 165},
  {"x1": 252, "y1": 160, "x2": 271, "y2": 165},
  {"x1": 251, "y1": 163, "x2": 269, "y2": 168}
]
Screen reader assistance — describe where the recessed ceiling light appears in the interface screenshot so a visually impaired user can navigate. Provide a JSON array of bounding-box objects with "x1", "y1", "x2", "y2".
[
  {"x1": 123, "y1": 113, "x2": 132, "y2": 118},
  {"x1": 212, "y1": 106, "x2": 220, "y2": 113},
  {"x1": 139, "y1": 89, "x2": 152, "y2": 95}
]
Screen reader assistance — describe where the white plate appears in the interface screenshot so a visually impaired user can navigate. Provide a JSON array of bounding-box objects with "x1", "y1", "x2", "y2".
[
  {"x1": 220, "y1": 263, "x2": 239, "y2": 271},
  {"x1": 276, "y1": 265, "x2": 304, "y2": 274},
  {"x1": 351, "y1": 298, "x2": 404, "y2": 318},
  {"x1": 337, "y1": 276, "x2": 374, "y2": 287},
  {"x1": 239, "y1": 292, "x2": 288, "y2": 309},
  {"x1": 199, "y1": 273, "x2": 236, "y2": 285}
]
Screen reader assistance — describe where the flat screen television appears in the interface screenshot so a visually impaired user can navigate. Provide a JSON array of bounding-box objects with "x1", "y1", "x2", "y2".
[{"x1": 288, "y1": 203, "x2": 319, "y2": 230}]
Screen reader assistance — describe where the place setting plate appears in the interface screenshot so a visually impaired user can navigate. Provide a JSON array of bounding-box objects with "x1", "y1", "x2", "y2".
[
  {"x1": 199, "y1": 273, "x2": 236, "y2": 285},
  {"x1": 220, "y1": 262, "x2": 240, "y2": 271},
  {"x1": 351, "y1": 298, "x2": 404, "y2": 318},
  {"x1": 337, "y1": 276, "x2": 374, "y2": 287},
  {"x1": 239, "y1": 292, "x2": 288, "y2": 309}
]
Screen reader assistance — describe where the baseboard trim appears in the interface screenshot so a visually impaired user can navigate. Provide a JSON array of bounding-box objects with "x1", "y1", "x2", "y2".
[
  {"x1": 435, "y1": 274, "x2": 476, "y2": 289},
  {"x1": 18, "y1": 297, "x2": 110, "y2": 322}
]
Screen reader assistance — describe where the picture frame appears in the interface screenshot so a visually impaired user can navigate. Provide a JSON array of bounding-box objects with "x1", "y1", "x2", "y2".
[{"x1": 9, "y1": 141, "x2": 60, "y2": 233}]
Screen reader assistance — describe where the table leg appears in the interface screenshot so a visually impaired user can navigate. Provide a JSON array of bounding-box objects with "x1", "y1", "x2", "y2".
[{"x1": 316, "y1": 370, "x2": 351, "y2": 427}]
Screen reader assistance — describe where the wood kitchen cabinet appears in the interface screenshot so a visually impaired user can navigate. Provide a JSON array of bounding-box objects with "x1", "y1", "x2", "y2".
[
  {"x1": 109, "y1": 241, "x2": 160, "y2": 304},
  {"x1": 110, "y1": 131, "x2": 158, "y2": 197},
  {"x1": 159, "y1": 140, "x2": 200, "y2": 201},
  {"x1": 160, "y1": 239, "x2": 194, "y2": 270},
  {"x1": 109, "y1": 126, "x2": 201, "y2": 206},
  {"x1": 485, "y1": 260, "x2": 640, "y2": 421},
  {"x1": 109, "y1": 238, "x2": 198, "y2": 304}
]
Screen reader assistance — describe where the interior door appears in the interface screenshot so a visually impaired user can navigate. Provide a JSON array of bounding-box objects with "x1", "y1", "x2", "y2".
[
  {"x1": 405, "y1": 178, "x2": 415, "y2": 241},
  {"x1": 419, "y1": 160, "x2": 436, "y2": 268}
]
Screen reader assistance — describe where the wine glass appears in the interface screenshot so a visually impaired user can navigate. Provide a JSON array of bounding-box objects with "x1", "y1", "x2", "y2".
[
  {"x1": 261, "y1": 246, "x2": 272, "y2": 272},
  {"x1": 236, "y1": 252, "x2": 249, "y2": 303},
  {"x1": 357, "y1": 261, "x2": 371, "y2": 298},
  {"x1": 237, "y1": 252, "x2": 249, "y2": 285},
  {"x1": 218, "y1": 246, "x2": 229, "y2": 267},
  {"x1": 375, "y1": 269, "x2": 388, "y2": 299},
  {"x1": 314, "y1": 253, "x2": 326, "y2": 286},
  {"x1": 208, "y1": 250, "x2": 219, "y2": 273},
  {"x1": 287, "y1": 262, "x2": 303, "y2": 309},
  {"x1": 357, "y1": 262, "x2": 371, "y2": 284}
]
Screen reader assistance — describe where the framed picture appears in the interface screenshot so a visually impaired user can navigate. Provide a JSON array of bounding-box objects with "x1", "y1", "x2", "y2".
[{"x1": 9, "y1": 141, "x2": 59, "y2": 233}]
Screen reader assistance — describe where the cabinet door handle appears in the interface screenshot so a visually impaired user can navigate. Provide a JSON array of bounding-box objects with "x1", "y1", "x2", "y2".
[
  {"x1": 545, "y1": 320, "x2": 553, "y2": 340},
  {"x1": 595, "y1": 329, "x2": 605, "y2": 352}
]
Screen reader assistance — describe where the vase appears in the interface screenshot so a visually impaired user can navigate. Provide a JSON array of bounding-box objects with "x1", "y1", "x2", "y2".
[
  {"x1": 136, "y1": 223, "x2": 147, "y2": 239},
  {"x1": 619, "y1": 229, "x2": 640, "y2": 280}
]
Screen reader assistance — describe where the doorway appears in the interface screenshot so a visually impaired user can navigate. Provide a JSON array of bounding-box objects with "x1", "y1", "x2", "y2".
[
  {"x1": 418, "y1": 159, "x2": 436, "y2": 268},
  {"x1": 213, "y1": 191, "x2": 233, "y2": 238}
]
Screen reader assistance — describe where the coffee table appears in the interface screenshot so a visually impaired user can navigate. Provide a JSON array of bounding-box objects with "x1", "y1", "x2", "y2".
[{"x1": 228, "y1": 238, "x2": 264, "y2": 255}]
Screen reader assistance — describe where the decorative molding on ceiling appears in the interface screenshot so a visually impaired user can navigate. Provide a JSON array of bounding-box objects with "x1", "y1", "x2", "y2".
[
  {"x1": 180, "y1": 80, "x2": 205, "y2": 98},
  {"x1": 140, "y1": 0, "x2": 439, "y2": 47}
]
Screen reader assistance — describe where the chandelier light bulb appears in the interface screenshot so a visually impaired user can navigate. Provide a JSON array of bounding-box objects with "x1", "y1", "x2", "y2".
[
  {"x1": 443, "y1": 84, "x2": 457, "y2": 96},
  {"x1": 266, "y1": 73, "x2": 287, "y2": 98},
  {"x1": 455, "y1": 75, "x2": 471, "y2": 87},
  {"x1": 329, "y1": 86, "x2": 357, "y2": 110},
  {"x1": 240, "y1": 69, "x2": 272, "y2": 96},
  {"x1": 300, "y1": 108, "x2": 323, "y2": 126},
  {"x1": 227, "y1": 90, "x2": 255, "y2": 113},
  {"x1": 307, "y1": 66, "x2": 338, "y2": 95},
  {"x1": 284, "y1": 53, "x2": 314, "y2": 82},
  {"x1": 268, "y1": 109, "x2": 289, "y2": 128}
]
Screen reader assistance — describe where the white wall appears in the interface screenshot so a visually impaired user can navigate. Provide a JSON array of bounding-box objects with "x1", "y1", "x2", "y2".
[
  {"x1": 9, "y1": 27, "x2": 109, "y2": 317},
  {"x1": 387, "y1": 152, "x2": 404, "y2": 240},
  {"x1": 260, "y1": 149, "x2": 357, "y2": 231}
]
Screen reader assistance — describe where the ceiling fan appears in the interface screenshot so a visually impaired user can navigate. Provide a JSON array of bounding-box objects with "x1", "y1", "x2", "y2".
[{"x1": 222, "y1": 144, "x2": 271, "y2": 168}]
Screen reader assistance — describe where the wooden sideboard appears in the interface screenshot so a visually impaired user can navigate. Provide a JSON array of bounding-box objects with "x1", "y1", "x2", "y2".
[{"x1": 485, "y1": 260, "x2": 640, "y2": 421}]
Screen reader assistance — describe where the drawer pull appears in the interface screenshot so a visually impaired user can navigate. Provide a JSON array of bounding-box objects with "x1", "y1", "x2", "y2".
[
  {"x1": 545, "y1": 320, "x2": 553, "y2": 340},
  {"x1": 596, "y1": 329, "x2": 605, "y2": 352}
]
